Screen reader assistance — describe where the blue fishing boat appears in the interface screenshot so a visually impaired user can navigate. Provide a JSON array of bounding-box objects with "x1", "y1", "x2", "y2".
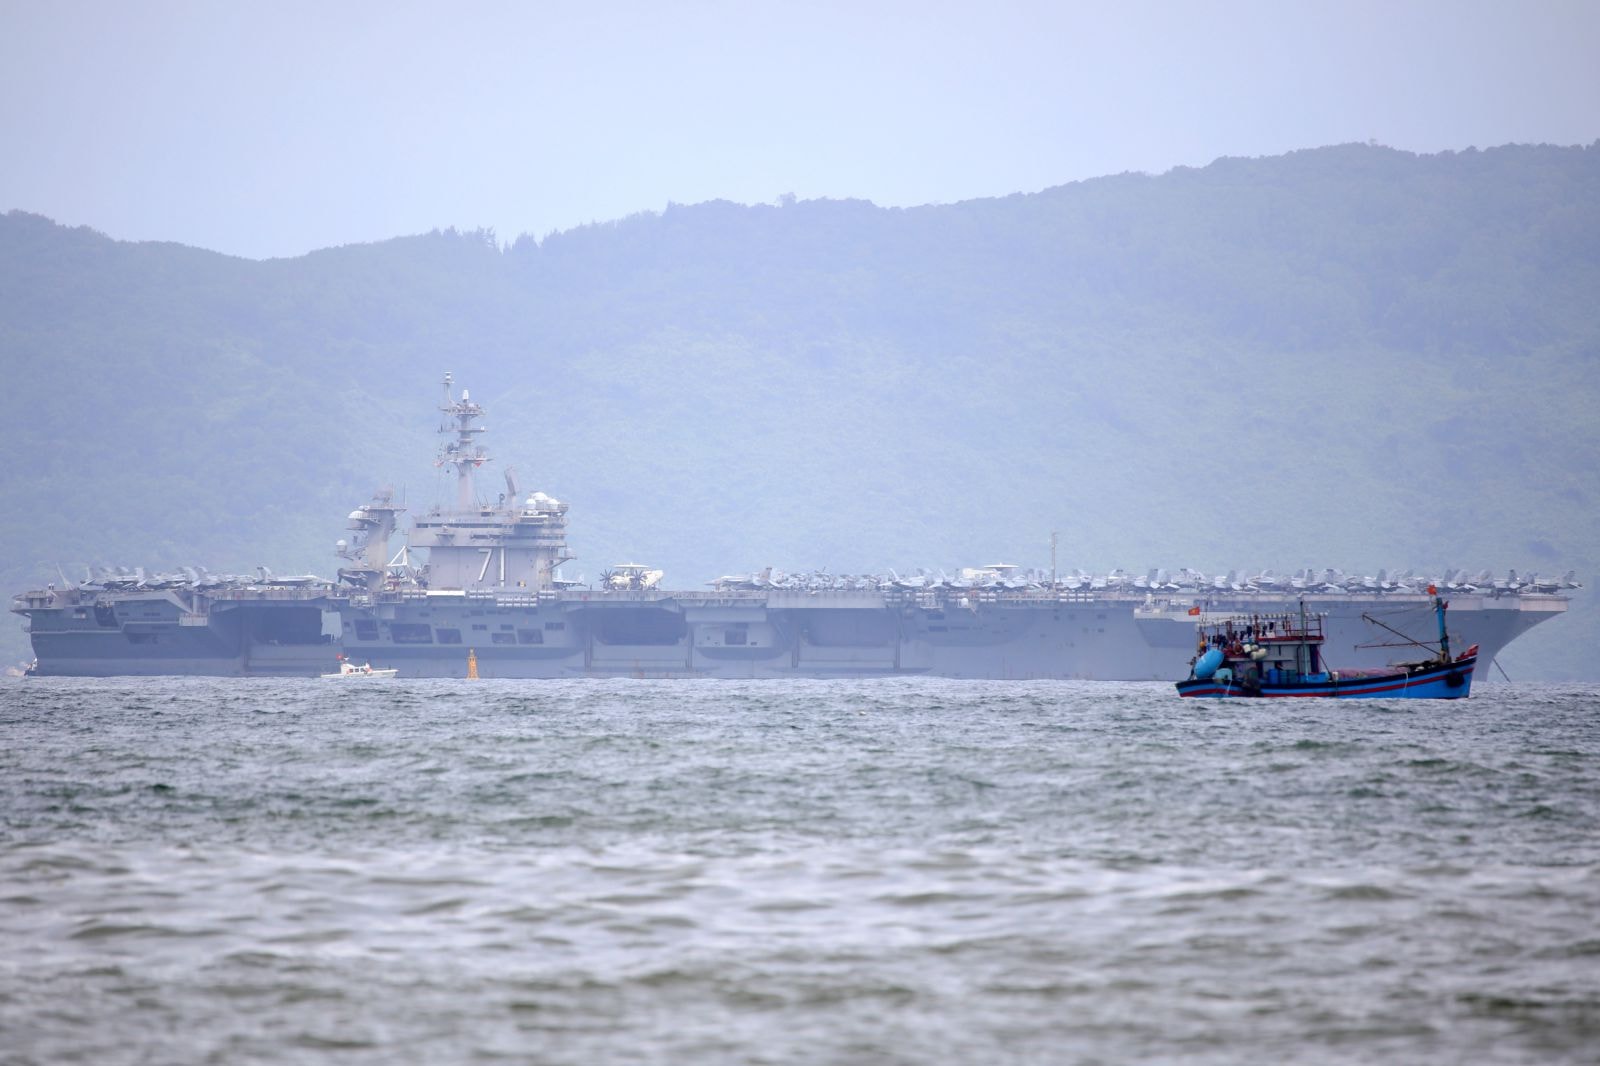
[{"x1": 1176, "y1": 590, "x2": 1477, "y2": 699}]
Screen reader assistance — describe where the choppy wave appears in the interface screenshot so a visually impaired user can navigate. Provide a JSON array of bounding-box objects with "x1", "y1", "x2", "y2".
[{"x1": 2, "y1": 678, "x2": 1598, "y2": 1064}]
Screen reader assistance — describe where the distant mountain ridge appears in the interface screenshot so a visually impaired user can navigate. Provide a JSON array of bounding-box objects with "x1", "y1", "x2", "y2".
[{"x1": 3, "y1": 142, "x2": 1597, "y2": 676}]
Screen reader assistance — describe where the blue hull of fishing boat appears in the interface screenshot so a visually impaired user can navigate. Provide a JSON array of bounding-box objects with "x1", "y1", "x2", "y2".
[{"x1": 1176, "y1": 654, "x2": 1476, "y2": 699}]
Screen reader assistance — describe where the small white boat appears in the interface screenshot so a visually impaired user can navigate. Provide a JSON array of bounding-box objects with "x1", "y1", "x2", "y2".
[{"x1": 321, "y1": 658, "x2": 398, "y2": 679}]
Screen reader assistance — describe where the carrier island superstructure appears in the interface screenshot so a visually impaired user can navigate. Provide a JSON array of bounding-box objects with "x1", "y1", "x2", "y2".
[{"x1": 12, "y1": 376, "x2": 1572, "y2": 678}]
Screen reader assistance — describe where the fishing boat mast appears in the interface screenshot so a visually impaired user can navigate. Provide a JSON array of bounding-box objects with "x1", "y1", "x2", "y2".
[{"x1": 1432, "y1": 586, "x2": 1452, "y2": 663}]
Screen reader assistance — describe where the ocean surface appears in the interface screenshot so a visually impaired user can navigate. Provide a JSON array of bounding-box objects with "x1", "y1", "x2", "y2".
[{"x1": 1, "y1": 678, "x2": 1597, "y2": 1065}]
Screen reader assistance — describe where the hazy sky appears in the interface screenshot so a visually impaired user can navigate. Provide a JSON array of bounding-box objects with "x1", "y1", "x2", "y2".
[{"x1": 3, "y1": 0, "x2": 1597, "y2": 259}]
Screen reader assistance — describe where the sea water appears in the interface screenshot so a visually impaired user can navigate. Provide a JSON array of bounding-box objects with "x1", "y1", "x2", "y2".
[{"x1": 2, "y1": 678, "x2": 1597, "y2": 1064}]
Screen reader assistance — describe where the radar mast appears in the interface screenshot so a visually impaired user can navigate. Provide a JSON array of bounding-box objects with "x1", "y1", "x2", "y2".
[{"x1": 436, "y1": 371, "x2": 487, "y2": 510}]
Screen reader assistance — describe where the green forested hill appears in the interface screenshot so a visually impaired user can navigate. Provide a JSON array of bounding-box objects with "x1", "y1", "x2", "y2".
[{"x1": 2, "y1": 143, "x2": 1597, "y2": 677}]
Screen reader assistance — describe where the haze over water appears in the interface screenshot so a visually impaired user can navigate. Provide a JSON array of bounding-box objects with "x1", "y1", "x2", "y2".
[{"x1": 2, "y1": 678, "x2": 1597, "y2": 1063}]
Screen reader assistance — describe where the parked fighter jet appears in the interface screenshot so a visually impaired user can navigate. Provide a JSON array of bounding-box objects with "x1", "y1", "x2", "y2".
[{"x1": 256, "y1": 565, "x2": 327, "y2": 587}]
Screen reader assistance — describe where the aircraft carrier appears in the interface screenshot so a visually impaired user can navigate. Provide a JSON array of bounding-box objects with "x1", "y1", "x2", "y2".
[{"x1": 12, "y1": 376, "x2": 1574, "y2": 679}]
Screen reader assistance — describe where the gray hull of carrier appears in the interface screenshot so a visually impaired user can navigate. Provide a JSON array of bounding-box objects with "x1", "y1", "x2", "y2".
[{"x1": 14, "y1": 584, "x2": 1561, "y2": 680}]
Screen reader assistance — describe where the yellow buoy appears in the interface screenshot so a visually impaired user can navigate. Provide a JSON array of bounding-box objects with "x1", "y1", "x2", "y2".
[{"x1": 467, "y1": 648, "x2": 479, "y2": 679}]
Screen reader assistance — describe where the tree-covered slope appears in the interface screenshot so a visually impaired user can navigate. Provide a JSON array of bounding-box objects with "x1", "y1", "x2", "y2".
[{"x1": 2, "y1": 143, "x2": 1596, "y2": 676}]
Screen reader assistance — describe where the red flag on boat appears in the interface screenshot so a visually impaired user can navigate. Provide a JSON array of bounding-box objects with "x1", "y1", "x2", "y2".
[{"x1": 1187, "y1": 606, "x2": 1201, "y2": 616}]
